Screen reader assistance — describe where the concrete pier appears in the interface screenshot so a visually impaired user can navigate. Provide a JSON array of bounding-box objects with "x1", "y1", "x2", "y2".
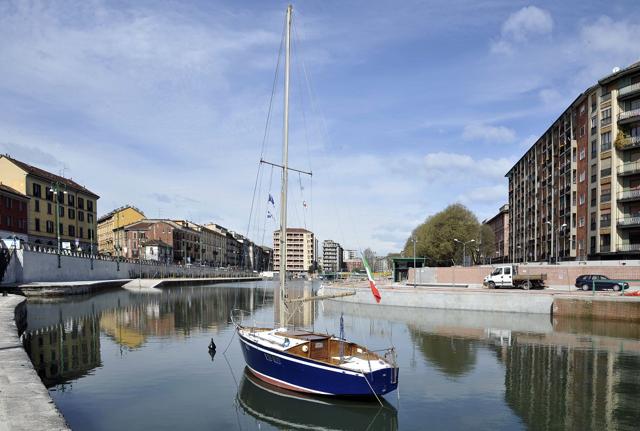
[{"x1": 0, "y1": 295, "x2": 69, "y2": 431}]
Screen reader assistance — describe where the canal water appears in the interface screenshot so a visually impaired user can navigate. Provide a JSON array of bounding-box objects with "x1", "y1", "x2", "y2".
[{"x1": 20, "y1": 281, "x2": 640, "y2": 431}]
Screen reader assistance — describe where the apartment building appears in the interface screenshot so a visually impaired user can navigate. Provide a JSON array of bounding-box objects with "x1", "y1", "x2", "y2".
[
  {"x1": 204, "y1": 223, "x2": 229, "y2": 267},
  {"x1": 273, "y1": 228, "x2": 316, "y2": 272},
  {"x1": 0, "y1": 184, "x2": 29, "y2": 241},
  {"x1": 97, "y1": 205, "x2": 145, "y2": 256},
  {"x1": 483, "y1": 204, "x2": 510, "y2": 262},
  {"x1": 507, "y1": 61, "x2": 640, "y2": 261},
  {"x1": 322, "y1": 239, "x2": 343, "y2": 272},
  {"x1": 0, "y1": 155, "x2": 99, "y2": 251},
  {"x1": 119, "y1": 219, "x2": 200, "y2": 264},
  {"x1": 342, "y1": 249, "x2": 358, "y2": 261}
]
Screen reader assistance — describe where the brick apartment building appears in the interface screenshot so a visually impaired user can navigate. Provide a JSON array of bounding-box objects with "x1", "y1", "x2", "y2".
[
  {"x1": 0, "y1": 183, "x2": 29, "y2": 241},
  {"x1": 507, "y1": 61, "x2": 640, "y2": 261},
  {"x1": 483, "y1": 204, "x2": 509, "y2": 263}
]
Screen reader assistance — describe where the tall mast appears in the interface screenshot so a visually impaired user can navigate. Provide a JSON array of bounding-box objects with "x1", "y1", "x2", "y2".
[{"x1": 279, "y1": 4, "x2": 292, "y2": 327}]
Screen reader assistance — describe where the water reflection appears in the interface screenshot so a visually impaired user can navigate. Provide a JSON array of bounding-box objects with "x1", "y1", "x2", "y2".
[
  {"x1": 503, "y1": 334, "x2": 640, "y2": 431},
  {"x1": 409, "y1": 331, "x2": 478, "y2": 377},
  {"x1": 23, "y1": 314, "x2": 101, "y2": 388},
  {"x1": 237, "y1": 368, "x2": 398, "y2": 430}
]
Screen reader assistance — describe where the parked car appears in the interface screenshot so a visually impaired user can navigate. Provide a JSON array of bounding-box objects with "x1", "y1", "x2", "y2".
[{"x1": 575, "y1": 274, "x2": 629, "y2": 291}]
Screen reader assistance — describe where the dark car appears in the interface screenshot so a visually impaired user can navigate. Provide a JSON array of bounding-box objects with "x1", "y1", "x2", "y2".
[{"x1": 575, "y1": 274, "x2": 629, "y2": 291}]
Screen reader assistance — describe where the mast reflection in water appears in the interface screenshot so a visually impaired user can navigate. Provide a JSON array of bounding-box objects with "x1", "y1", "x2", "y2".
[
  {"x1": 237, "y1": 368, "x2": 398, "y2": 430},
  {"x1": 18, "y1": 281, "x2": 640, "y2": 431}
]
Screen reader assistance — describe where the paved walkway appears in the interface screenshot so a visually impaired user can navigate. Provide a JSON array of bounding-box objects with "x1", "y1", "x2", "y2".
[{"x1": 0, "y1": 295, "x2": 69, "y2": 431}]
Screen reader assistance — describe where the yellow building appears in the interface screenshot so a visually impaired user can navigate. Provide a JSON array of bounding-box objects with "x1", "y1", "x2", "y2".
[
  {"x1": 97, "y1": 205, "x2": 145, "y2": 256},
  {"x1": 0, "y1": 155, "x2": 99, "y2": 250}
]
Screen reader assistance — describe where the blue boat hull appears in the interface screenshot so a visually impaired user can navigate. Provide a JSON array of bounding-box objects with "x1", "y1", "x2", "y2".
[{"x1": 238, "y1": 331, "x2": 398, "y2": 397}]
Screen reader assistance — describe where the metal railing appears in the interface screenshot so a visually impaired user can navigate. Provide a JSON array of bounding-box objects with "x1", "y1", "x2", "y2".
[
  {"x1": 617, "y1": 136, "x2": 640, "y2": 150},
  {"x1": 618, "y1": 108, "x2": 640, "y2": 121},
  {"x1": 600, "y1": 219, "x2": 611, "y2": 228},
  {"x1": 618, "y1": 162, "x2": 640, "y2": 175},
  {"x1": 619, "y1": 82, "x2": 640, "y2": 98},
  {"x1": 617, "y1": 216, "x2": 640, "y2": 227},
  {"x1": 618, "y1": 189, "x2": 640, "y2": 201},
  {"x1": 617, "y1": 243, "x2": 640, "y2": 252}
]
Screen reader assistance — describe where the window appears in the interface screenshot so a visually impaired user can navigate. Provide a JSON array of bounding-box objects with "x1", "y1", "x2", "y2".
[
  {"x1": 504, "y1": 267, "x2": 511, "y2": 275},
  {"x1": 32, "y1": 183, "x2": 41, "y2": 198},
  {"x1": 77, "y1": 197, "x2": 84, "y2": 210},
  {"x1": 591, "y1": 141, "x2": 597, "y2": 159},
  {"x1": 601, "y1": 132, "x2": 611, "y2": 151},
  {"x1": 590, "y1": 213, "x2": 596, "y2": 230},
  {"x1": 35, "y1": 218, "x2": 41, "y2": 232},
  {"x1": 79, "y1": 227, "x2": 83, "y2": 239},
  {"x1": 579, "y1": 193, "x2": 585, "y2": 205},
  {"x1": 57, "y1": 191, "x2": 64, "y2": 204},
  {"x1": 59, "y1": 223, "x2": 63, "y2": 236},
  {"x1": 580, "y1": 104, "x2": 585, "y2": 115},
  {"x1": 47, "y1": 202, "x2": 52, "y2": 214},
  {"x1": 601, "y1": 108, "x2": 611, "y2": 126},
  {"x1": 601, "y1": 187, "x2": 611, "y2": 203},
  {"x1": 68, "y1": 208, "x2": 75, "y2": 220},
  {"x1": 579, "y1": 216, "x2": 585, "y2": 227},
  {"x1": 88, "y1": 214, "x2": 93, "y2": 224},
  {"x1": 87, "y1": 200, "x2": 93, "y2": 212},
  {"x1": 68, "y1": 194, "x2": 75, "y2": 206},
  {"x1": 78, "y1": 211, "x2": 84, "y2": 222},
  {"x1": 46, "y1": 187, "x2": 54, "y2": 201},
  {"x1": 579, "y1": 126, "x2": 585, "y2": 137},
  {"x1": 600, "y1": 158, "x2": 612, "y2": 177},
  {"x1": 590, "y1": 188, "x2": 597, "y2": 206},
  {"x1": 34, "y1": 199, "x2": 40, "y2": 212},
  {"x1": 4, "y1": 197, "x2": 12, "y2": 209},
  {"x1": 5, "y1": 215, "x2": 12, "y2": 226},
  {"x1": 579, "y1": 148, "x2": 585, "y2": 160},
  {"x1": 68, "y1": 225, "x2": 75, "y2": 237},
  {"x1": 46, "y1": 221, "x2": 54, "y2": 233},
  {"x1": 579, "y1": 171, "x2": 585, "y2": 182},
  {"x1": 59, "y1": 206, "x2": 64, "y2": 218}
]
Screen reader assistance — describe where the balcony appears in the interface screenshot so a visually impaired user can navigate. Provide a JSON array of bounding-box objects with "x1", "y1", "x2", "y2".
[
  {"x1": 618, "y1": 189, "x2": 640, "y2": 202},
  {"x1": 618, "y1": 216, "x2": 640, "y2": 228},
  {"x1": 601, "y1": 117, "x2": 612, "y2": 127},
  {"x1": 600, "y1": 93, "x2": 611, "y2": 103},
  {"x1": 617, "y1": 243, "x2": 640, "y2": 253},
  {"x1": 600, "y1": 219, "x2": 611, "y2": 228},
  {"x1": 618, "y1": 108, "x2": 640, "y2": 124},
  {"x1": 618, "y1": 162, "x2": 640, "y2": 176},
  {"x1": 615, "y1": 135, "x2": 640, "y2": 150},
  {"x1": 618, "y1": 82, "x2": 640, "y2": 99}
]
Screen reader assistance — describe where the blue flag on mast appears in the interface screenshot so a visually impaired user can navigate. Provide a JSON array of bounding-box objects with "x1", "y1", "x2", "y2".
[{"x1": 268, "y1": 194, "x2": 275, "y2": 205}]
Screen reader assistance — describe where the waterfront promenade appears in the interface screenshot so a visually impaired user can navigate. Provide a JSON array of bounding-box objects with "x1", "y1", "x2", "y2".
[{"x1": 0, "y1": 295, "x2": 69, "y2": 431}]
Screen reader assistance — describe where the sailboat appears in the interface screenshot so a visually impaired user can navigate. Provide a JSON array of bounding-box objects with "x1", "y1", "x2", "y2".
[{"x1": 233, "y1": 5, "x2": 398, "y2": 397}]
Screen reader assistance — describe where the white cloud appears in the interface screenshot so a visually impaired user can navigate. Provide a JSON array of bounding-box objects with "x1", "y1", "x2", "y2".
[
  {"x1": 462, "y1": 123, "x2": 516, "y2": 144},
  {"x1": 458, "y1": 184, "x2": 508, "y2": 204},
  {"x1": 423, "y1": 152, "x2": 514, "y2": 181},
  {"x1": 491, "y1": 6, "x2": 553, "y2": 54}
]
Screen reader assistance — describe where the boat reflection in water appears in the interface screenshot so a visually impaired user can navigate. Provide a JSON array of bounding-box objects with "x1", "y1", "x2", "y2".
[{"x1": 237, "y1": 368, "x2": 398, "y2": 431}]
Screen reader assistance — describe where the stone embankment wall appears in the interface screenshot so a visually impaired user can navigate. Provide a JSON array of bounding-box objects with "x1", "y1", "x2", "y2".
[
  {"x1": 0, "y1": 295, "x2": 69, "y2": 430},
  {"x1": 1, "y1": 248, "x2": 256, "y2": 285},
  {"x1": 410, "y1": 263, "x2": 640, "y2": 288}
]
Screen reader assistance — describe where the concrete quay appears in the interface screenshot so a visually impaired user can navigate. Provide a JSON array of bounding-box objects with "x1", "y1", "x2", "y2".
[
  {"x1": 320, "y1": 282, "x2": 640, "y2": 321},
  {"x1": 0, "y1": 295, "x2": 69, "y2": 431}
]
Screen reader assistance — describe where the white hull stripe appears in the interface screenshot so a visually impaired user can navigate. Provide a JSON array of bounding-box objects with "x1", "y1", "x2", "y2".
[
  {"x1": 239, "y1": 333, "x2": 368, "y2": 378},
  {"x1": 247, "y1": 365, "x2": 333, "y2": 395}
]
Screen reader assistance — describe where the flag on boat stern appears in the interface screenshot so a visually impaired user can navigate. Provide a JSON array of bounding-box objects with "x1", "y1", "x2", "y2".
[{"x1": 361, "y1": 254, "x2": 381, "y2": 303}]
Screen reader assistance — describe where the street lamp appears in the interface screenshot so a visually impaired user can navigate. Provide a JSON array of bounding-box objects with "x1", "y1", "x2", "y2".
[
  {"x1": 411, "y1": 236, "x2": 417, "y2": 287},
  {"x1": 51, "y1": 182, "x2": 68, "y2": 269},
  {"x1": 454, "y1": 238, "x2": 475, "y2": 267},
  {"x1": 558, "y1": 223, "x2": 567, "y2": 262},
  {"x1": 545, "y1": 220, "x2": 553, "y2": 264}
]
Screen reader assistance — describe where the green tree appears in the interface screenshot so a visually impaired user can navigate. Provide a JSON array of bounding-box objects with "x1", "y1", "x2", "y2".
[
  {"x1": 402, "y1": 204, "x2": 483, "y2": 266},
  {"x1": 477, "y1": 224, "x2": 496, "y2": 263}
]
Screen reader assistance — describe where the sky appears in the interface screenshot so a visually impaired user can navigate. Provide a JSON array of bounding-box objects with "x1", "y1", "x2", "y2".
[{"x1": 1, "y1": 0, "x2": 640, "y2": 254}]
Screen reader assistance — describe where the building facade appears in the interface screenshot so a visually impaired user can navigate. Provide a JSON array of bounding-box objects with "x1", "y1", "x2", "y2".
[
  {"x1": 97, "y1": 205, "x2": 145, "y2": 256},
  {"x1": 322, "y1": 239, "x2": 343, "y2": 272},
  {"x1": 0, "y1": 155, "x2": 99, "y2": 251},
  {"x1": 273, "y1": 228, "x2": 315, "y2": 272},
  {"x1": 483, "y1": 204, "x2": 510, "y2": 263},
  {"x1": 0, "y1": 184, "x2": 29, "y2": 242},
  {"x1": 507, "y1": 61, "x2": 640, "y2": 261}
]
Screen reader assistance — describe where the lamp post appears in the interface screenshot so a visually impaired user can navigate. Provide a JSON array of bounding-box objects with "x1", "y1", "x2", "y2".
[
  {"x1": 558, "y1": 223, "x2": 567, "y2": 262},
  {"x1": 545, "y1": 220, "x2": 553, "y2": 264},
  {"x1": 454, "y1": 238, "x2": 475, "y2": 267},
  {"x1": 516, "y1": 245, "x2": 522, "y2": 263},
  {"x1": 90, "y1": 227, "x2": 94, "y2": 270},
  {"x1": 51, "y1": 182, "x2": 67, "y2": 269},
  {"x1": 412, "y1": 236, "x2": 417, "y2": 288}
]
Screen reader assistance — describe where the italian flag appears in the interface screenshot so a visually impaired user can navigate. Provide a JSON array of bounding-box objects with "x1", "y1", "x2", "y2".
[{"x1": 361, "y1": 253, "x2": 381, "y2": 303}]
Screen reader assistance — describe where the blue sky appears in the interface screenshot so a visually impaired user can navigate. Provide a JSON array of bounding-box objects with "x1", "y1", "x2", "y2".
[{"x1": 1, "y1": 0, "x2": 640, "y2": 254}]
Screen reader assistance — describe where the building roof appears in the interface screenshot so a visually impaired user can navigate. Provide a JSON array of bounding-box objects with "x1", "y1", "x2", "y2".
[
  {"x1": 482, "y1": 204, "x2": 509, "y2": 225},
  {"x1": 142, "y1": 239, "x2": 172, "y2": 248},
  {"x1": 97, "y1": 205, "x2": 145, "y2": 223},
  {"x1": 1, "y1": 154, "x2": 99, "y2": 198},
  {"x1": 0, "y1": 183, "x2": 30, "y2": 200},
  {"x1": 274, "y1": 228, "x2": 313, "y2": 234},
  {"x1": 598, "y1": 60, "x2": 640, "y2": 85}
]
